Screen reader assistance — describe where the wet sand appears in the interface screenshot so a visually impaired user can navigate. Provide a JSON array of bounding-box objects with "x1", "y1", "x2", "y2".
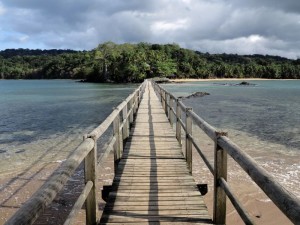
[
  {"x1": 0, "y1": 152, "x2": 115, "y2": 225},
  {"x1": 170, "y1": 78, "x2": 296, "y2": 82},
  {"x1": 0, "y1": 162, "x2": 61, "y2": 224}
]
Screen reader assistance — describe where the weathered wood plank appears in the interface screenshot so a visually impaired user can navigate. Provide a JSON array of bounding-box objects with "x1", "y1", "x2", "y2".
[
  {"x1": 100, "y1": 222, "x2": 212, "y2": 225},
  {"x1": 105, "y1": 200, "x2": 206, "y2": 206},
  {"x1": 100, "y1": 214, "x2": 212, "y2": 223},
  {"x1": 105, "y1": 205, "x2": 208, "y2": 211},
  {"x1": 112, "y1": 182, "x2": 198, "y2": 186}
]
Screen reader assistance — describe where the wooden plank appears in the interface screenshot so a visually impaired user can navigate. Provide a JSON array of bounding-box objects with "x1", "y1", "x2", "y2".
[
  {"x1": 106, "y1": 195, "x2": 205, "y2": 203},
  {"x1": 105, "y1": 200, "x2": 206, "y2": 206},
  {"x1": 100, "y1": 222, "x2": 212, "y2": 225},
  {"x1": 108, "y1": 191, "x2": 202, "y2": 197},
  {"x1": 110, "y1": 188, "x2": 199, "y2": 193},
  {"x1": 100, "y1": 214, "x2": 212, "y2": 223},
  {"x1": 103, "y1": 210, "x2": 210, "y2": 216},
  {"x1": 113, "y1": 181, "x2": 197, "y2": 186},
  {"x1": 105, "y1": 205, "x2": 208, "y2": 211}
]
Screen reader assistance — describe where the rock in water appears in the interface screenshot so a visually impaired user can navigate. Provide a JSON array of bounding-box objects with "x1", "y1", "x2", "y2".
[
  {"x1": 185, "y1": 92, "x2": 210, "y2": 99},
  {"x1": 239, "y1": 81, "x2": 250, "y2": 85}
]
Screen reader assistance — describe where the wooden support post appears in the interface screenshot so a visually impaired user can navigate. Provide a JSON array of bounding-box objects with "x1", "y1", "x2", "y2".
[
  {"x1": 185, "y1": 108, "x2": 193, "y2": 174},
  {"x1": 122, "y1": 104, "x2": 129, "y2": 140},
  {"x1": 137, "y1": 88, "x2": 141, "y2": 106},
  {"x1": 165, "y1": 92, "x2": 169, "y2": 116},
  {"x1": 129, "y1": 98, "x2": 134, "y2": 125},
  {"x1": 119, "y1": 125, "x2": 123, "y2": 159},
  {"x1": 213, "y1": 134, "x2": 228, "y2": 225},
  {"x1": 162, "y1": 91, "x2": 166, "y2": 111},
  {"x1": 167, "y1": 94, "x2": 170, "y2": 119},
  {"x1": 134, "y1": 92, "x2": 138, "y2": 114},
  {"x1": 169, "y1": 97, "x2": 174, "y2": 127},
  {"x1": 84, "y1": 134, "x2": 98, "y2": 225},
  {"x1": 113, "y1": 115, "x2": 121, "y2": 174},
  {"x1": 176, "y1": 99, "x2": 182, "y2": 145}
]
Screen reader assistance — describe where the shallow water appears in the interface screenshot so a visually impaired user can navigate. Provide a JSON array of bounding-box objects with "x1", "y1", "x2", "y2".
[
  {"x1": 0, "y1": 80, "x2": 137, "y2": 175},
  {"x1": 164, "y1": 80, "x2": 300, "y2": 150},
  {"x1": 163, "y1": 80, "x2": 300, "y2": 197}
]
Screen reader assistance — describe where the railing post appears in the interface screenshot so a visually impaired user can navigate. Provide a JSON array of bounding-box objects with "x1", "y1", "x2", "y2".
[
  {"x1": 129, "y1": 98, "x2": 134, "y2": 125},
  {"x1": 165, "y1": 92, "x2": 168, "y2": 116},
  {"x1": 169, "y1": 96, "x2": 174, "y2": 127},
  {"x1": 167, "y1": 93, "x2": 170, "y2": 119},
  {"x1": 162, "y1": 90, "x2": 166, "y2": 110},
  {"x1": 176, "y1": 99, "x2": 182, "y2": 145},
  {"x1": 138, "y1": 88, "x2": 141, "y2": 106},
  {"x1": 185, "y1": 108, "x2": 193, "y2": 174},
  {"x1": 213, "y1": 133, "x2": 228, "y2": 224},
  {"x1": 113, "y1": 114, "x2": 121, "y2": 174},
  {"x1": 134, "y1": 92, "x2": 138, "y2": 114},
  {"x1": 122, "y1": 103, "x2": 129, "y2": 140},
  {"x1": 84, "y1": 134, "x2": 98, "y2": 225}
]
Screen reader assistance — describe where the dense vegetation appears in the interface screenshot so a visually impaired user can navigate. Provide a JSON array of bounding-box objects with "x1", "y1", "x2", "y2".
[{"x1": 1, "y1": 42, "x2": 300, "y2": 82}]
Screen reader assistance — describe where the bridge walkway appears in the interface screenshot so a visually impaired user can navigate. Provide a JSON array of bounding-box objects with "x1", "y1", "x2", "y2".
[{"x1": 99, "y1": 81, "x2": 213, "y2": 224}]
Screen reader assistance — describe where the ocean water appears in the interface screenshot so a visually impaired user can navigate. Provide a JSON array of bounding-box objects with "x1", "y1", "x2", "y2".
[
  {"x1": 163, "y1": 80, "x2": 300, "y2": 150},
  {"x1": 0, "y1": 80, "x2": 137, "y2": 175},
  {"x1": 162, "y1": 80, "x2": 300, "y2": 197}
]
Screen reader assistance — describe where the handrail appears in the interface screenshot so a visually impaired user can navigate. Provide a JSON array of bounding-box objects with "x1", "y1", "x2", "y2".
[
  {"x1": 218, "y1": 135, "x2": 300, "y2": 223},
  {"x1": 5, "y1": 80, "x2": 147, "y2": 225},
  {"x1": 152, "y1": 80, "x2": 300, "y2": 225},
  {"x1": 5, "y1": 138, "x2": 95, "y2": 225},
  {"x1": 188, "y1": 133, "x2": 214, "y2": 174},
  {"x1": 63, "y1": 181, "x2": 94, "y2": 225},
  {"x1": 219, "y1": 178, "x2": 254, "y2": 224}
]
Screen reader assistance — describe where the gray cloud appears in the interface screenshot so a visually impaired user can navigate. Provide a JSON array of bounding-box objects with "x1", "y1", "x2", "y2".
[
  {"x1": 231, "y1": 0, "x2": 300, "y2": 14},
  {"x1": 0, "y1": 0, "x2": 299, "y2": 58}
]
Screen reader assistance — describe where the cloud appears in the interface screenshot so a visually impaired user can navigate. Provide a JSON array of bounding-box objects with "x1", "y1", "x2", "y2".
[
  {"x1": 231, "y1": 0, "x2": 300, "y2": 14},
  {"x1": 0, "y1": 1, "x2": 6, "y2": 15},
  {"x1": 151, "y1": 19, "x2": 188, "y2": 33},
  {"x1": 0, "y1": 0, "x2": 300, "y2": 58}
]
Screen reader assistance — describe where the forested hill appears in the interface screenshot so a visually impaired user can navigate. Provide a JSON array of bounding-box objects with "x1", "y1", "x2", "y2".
[{"x1": 1, "y1": 42, "x2": 300, "y2": 82}]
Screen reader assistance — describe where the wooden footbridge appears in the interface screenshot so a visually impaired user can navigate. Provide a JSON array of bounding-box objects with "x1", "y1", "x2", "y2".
[
  {"x1": 6, "y1": 80, "x2": 300, "y2": 225},
  {"x1": 99, "y1": 82, "x2": 212, "y2": 224}
]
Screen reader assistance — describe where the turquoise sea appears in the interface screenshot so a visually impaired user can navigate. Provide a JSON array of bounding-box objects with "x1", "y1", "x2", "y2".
[
  {"x1": 162, "y1": 80, "x2": 300, "y2": 197},
  {"x1": 0, "y1": 80, "x2": 137, "y2": 175},
  {"x1": 163, "y1": 80, "x2": 300, "y2": 150}
]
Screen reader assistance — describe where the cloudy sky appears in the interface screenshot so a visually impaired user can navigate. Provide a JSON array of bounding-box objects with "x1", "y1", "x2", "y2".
[{"x1": 0, "y1": 0, "x2": 300, "y2": 58}]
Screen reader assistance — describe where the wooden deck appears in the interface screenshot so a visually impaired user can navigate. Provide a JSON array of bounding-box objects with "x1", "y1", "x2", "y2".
[{"x1": 99, "y1": 82, "x2": 213, "y2": 224}]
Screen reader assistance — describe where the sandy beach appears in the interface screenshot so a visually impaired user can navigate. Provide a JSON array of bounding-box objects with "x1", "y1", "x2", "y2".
[{"x1": 170, "y1": 78, "x2": 297, "y2": 82}]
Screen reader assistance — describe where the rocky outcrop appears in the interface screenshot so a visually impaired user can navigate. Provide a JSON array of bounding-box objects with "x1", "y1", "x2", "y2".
[{"x1": 179, "y1": 91, "x2": 210, "y2": 99}]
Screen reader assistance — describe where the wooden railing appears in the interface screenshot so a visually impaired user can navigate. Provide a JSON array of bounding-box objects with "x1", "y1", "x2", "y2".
[
  {"x1": 5, "y1": 81, "x2": 146, "y2": 225},
  {"x1": 152, "y1": 81, "x2": 300, "y2": 225}
]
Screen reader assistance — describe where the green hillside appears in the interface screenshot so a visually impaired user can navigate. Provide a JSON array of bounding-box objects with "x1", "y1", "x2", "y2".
[{"x1": 1, "y1": 42, "x2": 299, "y2": 82}]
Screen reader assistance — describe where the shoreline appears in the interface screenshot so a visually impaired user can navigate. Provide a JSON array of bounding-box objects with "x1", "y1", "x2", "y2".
[{"x1": 170, "y1": 78, "x2": 298, "y2": 82}]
